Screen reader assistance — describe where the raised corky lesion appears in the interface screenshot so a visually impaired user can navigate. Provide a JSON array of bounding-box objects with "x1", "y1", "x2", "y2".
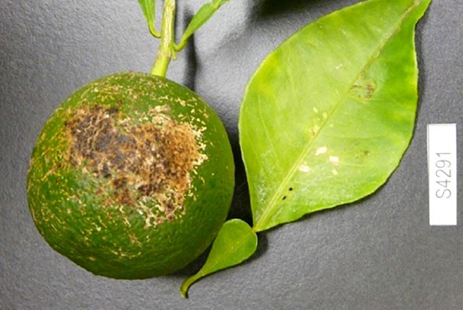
[{"x1": 64, "y1": 104, "x2": 207, "y2": 226}]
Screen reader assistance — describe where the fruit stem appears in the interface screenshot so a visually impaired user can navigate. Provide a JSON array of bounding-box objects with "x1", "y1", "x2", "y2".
[{"x1": 151, "y1": 0, "x2": 176, "y2": 77}]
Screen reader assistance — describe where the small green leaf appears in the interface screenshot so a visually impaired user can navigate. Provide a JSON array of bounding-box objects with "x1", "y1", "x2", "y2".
[
  {"x1": 180, "y1": 219, "x2": 257, "y2": 298},
  {"x1": 239, "y1": 0, "x2": 431, "y2": 232},
  {"x1": 175, "y1": 0, "x2": 229, "y2": 51},
  {"x1": 138, "y1": 0, "x2": 160, "y2": 37}
]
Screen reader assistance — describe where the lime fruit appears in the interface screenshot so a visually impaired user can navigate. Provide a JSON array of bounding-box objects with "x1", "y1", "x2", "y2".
[{"x1": 27, "y1": 72, "x2": 235, "y2": 279}]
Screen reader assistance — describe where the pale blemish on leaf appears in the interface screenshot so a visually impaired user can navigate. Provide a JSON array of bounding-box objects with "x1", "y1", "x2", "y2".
[
  {"x1": 315, "y1": 146, "x2": 327, "y2": 156},
  {"x1": 298, "y1": 164, "x2": 311, "y2": 173},
  {"x1": 329, "y1": 155, "x2": 340, "y2": 166}
]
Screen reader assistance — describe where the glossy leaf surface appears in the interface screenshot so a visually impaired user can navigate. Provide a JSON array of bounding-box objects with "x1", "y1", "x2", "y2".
[
  {"x1": 240, "y1": 0, "x2": 431, "y2": 232},
  {"x1": 180, "y1": 219, "x2": 257, "y2": 298}
]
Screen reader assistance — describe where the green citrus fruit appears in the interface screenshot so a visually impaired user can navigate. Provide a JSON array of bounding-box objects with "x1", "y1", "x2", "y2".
[{"x1": 27, "y1": 72, "x2": 235, "y2": 279}]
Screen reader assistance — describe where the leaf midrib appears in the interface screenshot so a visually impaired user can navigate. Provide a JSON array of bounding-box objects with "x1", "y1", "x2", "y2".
[{"x1": 254, "y1": 0, "x2": 421, "y2": 231}]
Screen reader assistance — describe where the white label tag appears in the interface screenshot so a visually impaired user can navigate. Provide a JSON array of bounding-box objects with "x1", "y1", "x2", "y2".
[{"x1": 427, "y1": 124, "x2": 457, "y2": 226}]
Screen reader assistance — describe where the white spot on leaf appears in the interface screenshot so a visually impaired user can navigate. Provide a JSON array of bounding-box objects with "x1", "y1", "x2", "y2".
[
  {"x1": 329, "y1": 156, "x2": 340, "y2": 165},
  {"x1": 315, "y1": 146, "x2": 327, "y2": 156},
  {"x1": 298, "y1": 165, "x2": 311, "y2": 173}
]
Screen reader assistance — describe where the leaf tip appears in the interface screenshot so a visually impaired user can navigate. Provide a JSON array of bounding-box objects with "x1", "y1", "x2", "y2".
[
  {"x1": 180, "y1": 275, "x2": 196, "y2": 299},
  {"x1": 180, "y1": 287, "x2": 188, "y2": 299}
]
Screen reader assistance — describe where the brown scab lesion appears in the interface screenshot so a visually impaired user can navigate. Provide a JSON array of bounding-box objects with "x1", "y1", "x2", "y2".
[
  {"x1": 349, "y1": 79, "x2": 376, "y2": 101},
  {"x1": 64, "y1": 104, "x2": 207, "y2": 225}
]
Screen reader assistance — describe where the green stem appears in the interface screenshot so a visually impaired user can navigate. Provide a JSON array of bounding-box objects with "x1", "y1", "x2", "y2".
[{"x1": 151, "y1": 0, "x2": 176, "y2": 77}]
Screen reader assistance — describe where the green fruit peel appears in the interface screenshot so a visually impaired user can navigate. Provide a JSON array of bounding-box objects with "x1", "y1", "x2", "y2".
[{"x1": 27, "y1": 73, "x2": 235, "y2": 279}]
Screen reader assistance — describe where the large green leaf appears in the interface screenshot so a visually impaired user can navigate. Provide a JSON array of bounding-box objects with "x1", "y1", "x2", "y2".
[
  {"x1": 240, "y1": 0, "x2": 431, "y2": 232},
  {"x1": 180, "y1": 219, "x2": 257, "y2": 298}
]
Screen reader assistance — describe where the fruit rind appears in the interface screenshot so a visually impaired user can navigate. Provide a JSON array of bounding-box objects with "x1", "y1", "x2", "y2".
[{"x1": 27, "y1": 72, "x2": 235, "y2": 279}]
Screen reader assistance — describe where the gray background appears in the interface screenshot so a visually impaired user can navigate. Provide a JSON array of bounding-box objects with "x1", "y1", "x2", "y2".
[{"x1": 1, "y1": 0, "x2": 462, "y2": 309}]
